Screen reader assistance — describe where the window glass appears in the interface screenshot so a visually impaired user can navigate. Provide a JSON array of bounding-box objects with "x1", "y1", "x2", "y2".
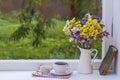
[{"x1": 0, "y1": 0, "x2": 102, "y2": 59}]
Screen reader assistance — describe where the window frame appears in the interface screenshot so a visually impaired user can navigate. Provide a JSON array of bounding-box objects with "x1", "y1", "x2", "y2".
[
  {"x1": 102, "y1": 0, "x2": 114, "y2": 72},
  {"x1": 0, "y1": 0, "x2": 114, "y2": 71},
  {"x1": 0, "y1": 59, "x2": 101, "y2": 71}
]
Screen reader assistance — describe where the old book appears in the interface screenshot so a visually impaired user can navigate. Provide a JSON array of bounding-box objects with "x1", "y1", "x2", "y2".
[{"x1": 99, "y1": 45, "x2": 118, "y2": 75}]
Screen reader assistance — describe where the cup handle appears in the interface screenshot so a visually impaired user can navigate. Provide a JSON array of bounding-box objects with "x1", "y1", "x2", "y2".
[{"x1": 90, "y1": 49, "x2": 98, "y2": 64}]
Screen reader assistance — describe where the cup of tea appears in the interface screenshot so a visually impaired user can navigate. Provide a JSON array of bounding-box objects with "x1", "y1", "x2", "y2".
[
  {"x1": 53, "y1": 62, "x2": 71, "y2": 74},
  {"x1": 40, "y1": 65, "x2": 52, "y2": 74}
]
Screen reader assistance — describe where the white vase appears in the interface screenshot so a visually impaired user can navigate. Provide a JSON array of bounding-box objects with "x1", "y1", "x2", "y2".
[{"x1": 77, "y1": 46, "x2": 98, "y2": 74}]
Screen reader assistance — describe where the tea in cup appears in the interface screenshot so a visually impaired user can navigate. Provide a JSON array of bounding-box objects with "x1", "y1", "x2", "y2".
[
  {"x1": 53, "y1": 62, "x2": 71, "y2": 74},
  {"x1": 40, "y1": 65, "x2": 52, "y2": 74}
]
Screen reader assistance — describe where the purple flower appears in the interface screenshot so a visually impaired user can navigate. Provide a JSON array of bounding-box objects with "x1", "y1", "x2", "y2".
[
  {"x1": 92, "y1": 15, "x2": 101, "y2": 23},
  {"x1": 80, "y1": 19, "x2": 87, "y2": 25},
  {"x1": 84, "y1": 41, "x2": 89, "y2": 45},
  {"x1": 103, "y1": 31, "x2": 110, "y2": 37},
  {"x1": 96, "y1": 33, "x2": 103, "y2": 39},
  {"x1": 70, "y1": 30, "x2": 76, "y2": 38},
  {"x1": 75, "y1": 31, "x2": 80, "y2": 35},
  {"x1": 77, "y1": 36, "x2": 84, "y2": 41},
  {"x1": 70, "y1": 30, "x2": 84, "y2": 42},
  {"x1": 96, "y1": 31, "x2": 110, "y2": 39}
]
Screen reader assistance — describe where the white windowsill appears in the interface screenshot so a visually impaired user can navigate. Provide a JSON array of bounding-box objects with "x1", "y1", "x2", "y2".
[
  {"x1": 0, "y1": 70, "x2": 118, "y2": 80},
  {"x1": 0, "y1": 60, "x2": 118, "y2": 80}
]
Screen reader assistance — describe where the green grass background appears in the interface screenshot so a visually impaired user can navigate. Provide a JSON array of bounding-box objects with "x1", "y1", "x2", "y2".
[{"x1": 0, "y1": 15, "x2": 101, "y2": 59}]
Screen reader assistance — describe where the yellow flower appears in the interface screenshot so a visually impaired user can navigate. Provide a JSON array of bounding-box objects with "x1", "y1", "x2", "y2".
[
  {"x1": 67, "y1": 25, "x2": 72, "y2": 29},
  {"x1": 82, "y1": 28, "x2": 87, "y2": 33},
  {"x1": 92, "y1": 19, "x2": 98, "y2": 25},
  {"x1": 75, "y1": 21, "x2": 80, "y2": 25},
  {"x1": 80, "y1": 32, "x2": 85, "y2": 36},
  {"x1": 88, "y1": 18, "x2": 92, "y2": 22},
  {"x1": 69, "y1": 17, "x2": 76, "y2": 24},
  {"x1": 76, "y1": 24, "x2": 81, "y2": 28}
]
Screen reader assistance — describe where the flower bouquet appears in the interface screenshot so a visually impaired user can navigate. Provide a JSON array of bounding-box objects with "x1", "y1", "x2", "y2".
[{"x1": 63, "y1": 13, "x2": 109, "y2": 49}]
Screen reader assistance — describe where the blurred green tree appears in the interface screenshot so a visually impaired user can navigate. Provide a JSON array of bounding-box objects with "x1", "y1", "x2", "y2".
[
  {"x1": 11, "y1": 0, "x2": 53, "y2": 47},
  {"x1": 11, "y1": 0, "x2": 102, "y2": 46},
  {"x1": 62, "y1": 0, "x2": 102, "y2": 18}
]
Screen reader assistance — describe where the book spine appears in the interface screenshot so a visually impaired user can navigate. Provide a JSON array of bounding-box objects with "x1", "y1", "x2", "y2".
[{"x1": 100, "y1": 49, "x2": 116, "y2": 75}]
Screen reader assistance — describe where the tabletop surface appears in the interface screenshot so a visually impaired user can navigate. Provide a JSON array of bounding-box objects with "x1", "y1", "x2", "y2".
[{"x1": 0, "y1": 70, "x2": 118, "y2": 80}]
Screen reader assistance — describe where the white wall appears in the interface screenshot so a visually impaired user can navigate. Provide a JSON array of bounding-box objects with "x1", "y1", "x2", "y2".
[{"x1": 113, "y1": 0, "x2": 120, "y2": 75}]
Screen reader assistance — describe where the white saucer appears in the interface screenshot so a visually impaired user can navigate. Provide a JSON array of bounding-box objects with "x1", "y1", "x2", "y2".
[{"x1": 50, "y1": 69, "x2": 72, "y2": 76}]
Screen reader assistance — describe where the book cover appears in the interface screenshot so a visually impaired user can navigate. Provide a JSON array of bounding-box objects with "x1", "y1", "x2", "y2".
[{"x1": 99, "y1": 45, "x2": 118, "y2": 75}]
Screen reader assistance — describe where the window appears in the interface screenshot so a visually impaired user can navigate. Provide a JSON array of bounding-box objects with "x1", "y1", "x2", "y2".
[
  {"x1": 0, "y1": 0, "x2": 102, "y2": 59},
  {"x1": 0, "y1": 0, "x2": 113, "y2": 71}
]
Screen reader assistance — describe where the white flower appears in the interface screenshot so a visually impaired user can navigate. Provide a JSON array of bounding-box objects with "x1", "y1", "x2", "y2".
[
  {"x1": 69, "y1": 38, "x2": 74, "y2": 42},
  {"x1": 82, "y1": 13, "x2": 91, "y2": 20},
  {"x1": 63, "y1": 28, "x2": 70, "y2": 35},
  {"x1": 71, "y1": 27, "x2": 80, "y2": 34},
  {"x1": 63, "y1": 20, "x2": 70, "y2": 35},
  {"x1": 100, "y1": 20, "x2": 105, "y2": 27},
  {"x1": 64, "y1": 20, "x2": 69, "y2": 28}
]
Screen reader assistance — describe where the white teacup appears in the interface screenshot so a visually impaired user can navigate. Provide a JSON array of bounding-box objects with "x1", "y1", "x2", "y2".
[
  {"x1": 53, "y1": 62, "x2": 71, "y2": 74},
  {"x1": 40, "y1": 65, "x2": 52, "y2": 74}
]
